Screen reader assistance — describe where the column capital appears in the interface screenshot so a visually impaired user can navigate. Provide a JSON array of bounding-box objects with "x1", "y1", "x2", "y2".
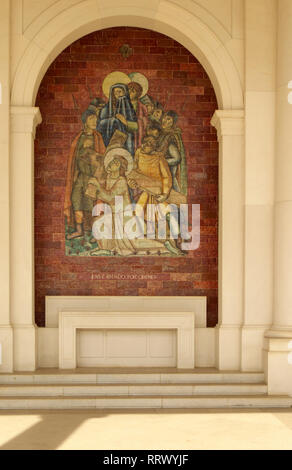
[
  {"x1": 211, "y1": 109, "x2": 245, "y2": 140},
  {"x1": 10, "y1": 106, "x2": 42, "y2": 138}
]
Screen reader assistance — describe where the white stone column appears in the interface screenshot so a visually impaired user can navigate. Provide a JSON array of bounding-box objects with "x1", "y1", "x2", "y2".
[
  {"x1": 211, "y1": 110, "x2": 245, "y2": 371},
  {"x1": 242, "y1": 0, "x2": 276, "y2": 372},
  {"x1": 264, "y1": 0, "x2": 292, "y2": 395},
  {"x1": 10, "y1": 106, "x2": 42, "y2": 371},
  {"x1": 0, "y1": 0, "x2": 13, "y2": 372}
]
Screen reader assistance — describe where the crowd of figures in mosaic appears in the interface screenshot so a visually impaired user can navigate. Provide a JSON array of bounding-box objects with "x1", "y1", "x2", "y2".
[{"x1": 64, "y1": 71, "x2": 188, "y2": 257}]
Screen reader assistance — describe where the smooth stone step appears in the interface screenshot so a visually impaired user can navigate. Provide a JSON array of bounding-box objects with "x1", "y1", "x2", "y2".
[
  {"x1": 129, "y1": 384, "x2": 268, "y2": 396},
  {"x1": 158, "y1": 373, "x2": 265, "y2": 385},
  {"x1": 0, "y1": 383, "x2": 268, "y2": 397},
  {"x1": 0, "y1": 372, "x2": 265, "y2": 385},
  {"x1": 161, "y1": 396, "x2": 292, "y2": 409},
  {"x1": 0, "y1": 395, "x2": 291, "y2": 410}
]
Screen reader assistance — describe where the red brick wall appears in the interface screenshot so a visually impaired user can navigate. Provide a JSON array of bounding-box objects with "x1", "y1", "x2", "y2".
[{"x1": 34, "y1": 27, "x2": 218, "y2": 327}]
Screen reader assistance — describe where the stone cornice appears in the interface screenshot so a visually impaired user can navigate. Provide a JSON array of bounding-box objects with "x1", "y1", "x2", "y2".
[
  {"x1": 211, "y1": 109, "x2": 245, "y2": 140},
  {"x1": 10, "y1": 106, "x2": 42, "y2": 138}
]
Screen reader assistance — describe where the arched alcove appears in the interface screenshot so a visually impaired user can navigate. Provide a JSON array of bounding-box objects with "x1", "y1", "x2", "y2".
[
  {"x1": 34, "y1": 26, "x2": 219, "y2": 327},
  {"x1": 9, "y1": 0, "x2": 245, "y2": 372}
]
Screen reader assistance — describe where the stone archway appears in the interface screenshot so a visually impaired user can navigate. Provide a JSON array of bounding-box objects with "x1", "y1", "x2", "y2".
[
  {"x1": 8, "y1": 0, "x2": 244, "y2": 372},
  {"x1": 11, "y1": 0, "x2": 243, "y2": 110}
]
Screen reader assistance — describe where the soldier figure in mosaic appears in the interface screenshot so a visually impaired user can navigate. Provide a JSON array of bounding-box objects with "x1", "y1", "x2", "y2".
[{"x1": 64, "y1": 109, "x2": 105, "y2": 240}]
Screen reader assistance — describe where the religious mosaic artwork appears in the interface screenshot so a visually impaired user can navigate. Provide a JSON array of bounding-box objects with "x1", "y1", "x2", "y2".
[
  {"x1": 34, "y1": 27, "x2": 218, "y2": 326},
  {"x1": 64, "y1": 71, "x2": 189, "y2": 257}
]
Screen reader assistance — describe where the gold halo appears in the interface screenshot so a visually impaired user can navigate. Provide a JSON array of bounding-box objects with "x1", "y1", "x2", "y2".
[
  {"x1": 102, "y1": 72, "x2": 131, "y2": 99},
  {"x1": 104, "y1": 148, "x2": 134, "y2": 176},
  {"x1": 128, "y1": 72, "x2": 149, "y2": 98}
]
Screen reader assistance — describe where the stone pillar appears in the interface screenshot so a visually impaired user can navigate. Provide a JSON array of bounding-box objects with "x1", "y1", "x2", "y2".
[
  {"x1": 211, "y1": 110, "x2": 245, "y2": 371},
  {"x1": 10, "y1": 106, "x2": 42, "y2": 371},
  {"x1": 0, "y1": 0, "x2": 13, "y2": 372},
  {"x1": 264, "y1": 0, "x2": 292, "y2": 395},
  {"x1": 242, "y1": 0, "x2": 276, "y2": 371}
]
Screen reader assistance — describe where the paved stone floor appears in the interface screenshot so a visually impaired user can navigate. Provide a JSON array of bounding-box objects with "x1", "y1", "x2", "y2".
[{"x1": 0, "y1": 409, "x2": 292, "y2": 450}]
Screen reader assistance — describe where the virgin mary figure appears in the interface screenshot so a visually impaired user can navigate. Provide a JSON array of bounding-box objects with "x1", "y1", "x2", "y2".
[{"x1": 97, "y1": 82, "x2": 137, "y2": 155}]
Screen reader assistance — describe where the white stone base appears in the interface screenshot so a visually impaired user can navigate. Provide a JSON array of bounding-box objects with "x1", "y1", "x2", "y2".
[
  {"x1": 0, "y1": 326, "x2": 13, "y2": 372},
  {"x1": 215, "y1": 325, "x2": 241, "y2": 370},
  {"x1": 195, "y1": 327, "x2": 216, "y2": 367},
  {"x1": 241, "y1": 325, "x2": 270, "y2": 371},
  {"x1": 13, "y1": 325, "x2": 36, "y2": 371},
  {"x1": 37, "y1": 326, "x2": 216, "y2": 369},
  {"x1": 36, "y1": 295, "x2": 213, "y2": 369},
  {"x1": 264, "y1": 330, "x2": 292, "y2": 396},
  {"x1": 59, "y1": 311, "x2": 195, "y2": 370},
  {"x1": 37, "y1": 327, "x2": 59, "y2": 368}
]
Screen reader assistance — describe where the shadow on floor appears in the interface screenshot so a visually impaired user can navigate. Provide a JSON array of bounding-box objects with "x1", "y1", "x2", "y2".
[
  {"x1": 0, "y1": 410, "x2": 108, "y2": 450},
  {"x1": 1, "y1": 408, "x2": 292, "y2": 450}
]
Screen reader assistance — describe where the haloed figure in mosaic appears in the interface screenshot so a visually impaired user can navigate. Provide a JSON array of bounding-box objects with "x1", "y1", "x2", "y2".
[
  {"x1": 88, "y1": 148, "x2": 173, "y2": 256},
  {"x1": 98, "y1": 83, "x2": 138, "y2": 155},
  {"x1": 97, "y1": 72, "x2": 149, "y2": 156}
]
